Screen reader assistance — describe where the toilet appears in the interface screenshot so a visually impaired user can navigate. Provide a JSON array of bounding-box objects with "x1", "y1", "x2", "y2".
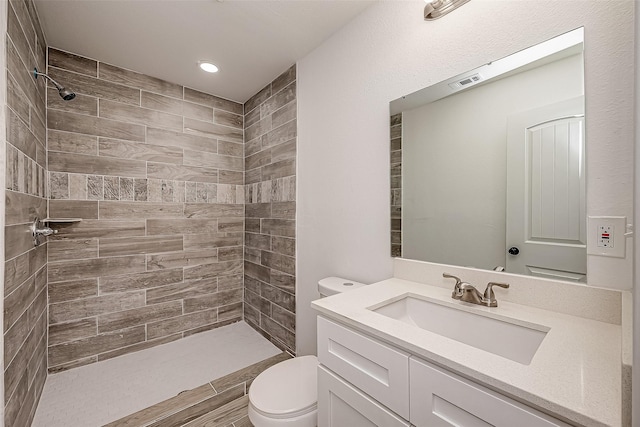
[{"x1": 248, "y1": 277, "x2": 366, "y2": 427}]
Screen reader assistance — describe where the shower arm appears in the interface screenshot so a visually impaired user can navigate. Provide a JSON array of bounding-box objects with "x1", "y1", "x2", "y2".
[{"x1": 33, "y1": 68, "x2": 64, "y2": 91}]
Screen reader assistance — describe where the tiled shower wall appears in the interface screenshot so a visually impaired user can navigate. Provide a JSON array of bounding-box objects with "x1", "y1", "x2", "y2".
[
  {"x1": 45, "y1": 48, "x2": 246, "y2": 372},
  {"x1": 390, "y1": 113, "x2": 401, "y2": 257},
  {"x1": 243, "y1": 66, "x2": 297, "y2": 354},
  {"x1": 4, "y1": 0, "x2": 48, "y2": 425}
]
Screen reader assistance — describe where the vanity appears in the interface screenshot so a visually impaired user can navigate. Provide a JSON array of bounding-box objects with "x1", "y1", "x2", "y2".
[{"x1": 311, "y1": 260, "x2": 623, "y2": 427}]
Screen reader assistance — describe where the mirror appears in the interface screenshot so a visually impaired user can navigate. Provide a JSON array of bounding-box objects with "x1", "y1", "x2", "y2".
[{"x1": 390, "y1": 28, "x2": 586, "y2": 282}]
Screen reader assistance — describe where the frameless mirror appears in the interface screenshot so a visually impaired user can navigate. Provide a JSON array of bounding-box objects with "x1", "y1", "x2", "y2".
[{"x1": 390, "y1": 28, "x2": 586, "y2": 282}]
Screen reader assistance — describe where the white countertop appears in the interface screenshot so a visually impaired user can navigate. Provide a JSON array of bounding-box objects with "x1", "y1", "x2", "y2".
[{"x1": 311, "y1": 278, "x2": 621, "y2": 427}]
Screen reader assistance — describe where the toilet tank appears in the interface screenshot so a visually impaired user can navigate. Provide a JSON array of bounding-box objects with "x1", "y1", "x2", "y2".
[{"x1": 318, "y1": 277, "x2": 366, "y2": 297}]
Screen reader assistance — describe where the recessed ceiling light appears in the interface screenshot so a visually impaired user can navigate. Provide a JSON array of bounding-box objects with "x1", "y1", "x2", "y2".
[{"x1": 198, "y1": 61, "x2": 219, "y2": 73}]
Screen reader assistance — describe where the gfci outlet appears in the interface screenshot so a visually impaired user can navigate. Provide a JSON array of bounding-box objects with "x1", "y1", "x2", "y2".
[{"x1": 587, "y1": 216, "x2": 627, "y2": 258}]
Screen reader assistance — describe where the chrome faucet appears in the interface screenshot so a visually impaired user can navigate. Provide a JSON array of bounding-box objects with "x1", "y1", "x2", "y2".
[{"x1": 443, "y1": 273, "x2": 509, "y2": 307}]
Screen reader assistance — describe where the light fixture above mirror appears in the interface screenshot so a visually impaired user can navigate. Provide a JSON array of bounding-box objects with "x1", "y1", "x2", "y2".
[{"x1": 424, "y1": 0, "x2": 470, "y2": 20}]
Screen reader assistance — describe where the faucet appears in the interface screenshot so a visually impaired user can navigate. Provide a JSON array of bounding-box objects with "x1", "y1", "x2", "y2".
[{"x1": 443, "y1": 273, "x2": 509, "y2": 307}]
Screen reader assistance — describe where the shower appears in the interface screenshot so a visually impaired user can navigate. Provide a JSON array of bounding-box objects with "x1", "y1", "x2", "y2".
[{"x1": 33, "y1": 68, "x2": 76, "y2": 100}]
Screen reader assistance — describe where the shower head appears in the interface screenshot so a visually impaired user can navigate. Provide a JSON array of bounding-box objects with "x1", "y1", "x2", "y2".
[{"x1": 33, "y1": 68, "x2": 76, "y2": 101}]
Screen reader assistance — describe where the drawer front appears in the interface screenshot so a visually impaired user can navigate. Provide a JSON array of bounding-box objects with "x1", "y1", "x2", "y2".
[
  {"x1": 318, "y1": 366, "x2": 410, "y2": 427},
  {"x1": 410, "y1": 358, "x2": 571, "y2": 427},
  {"x1": 317, "y1": 316, "x2": 410, "y2": 418}
]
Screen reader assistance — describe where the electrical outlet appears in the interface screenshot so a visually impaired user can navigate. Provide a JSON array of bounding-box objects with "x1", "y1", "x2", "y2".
[{"x1": 587, "y1": 216, "x2": 626, "y2": 258}]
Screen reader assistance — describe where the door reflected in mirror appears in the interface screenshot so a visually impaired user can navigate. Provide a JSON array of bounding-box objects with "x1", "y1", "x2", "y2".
[{"x1": 390, "y1": 27, "x2": 586, "y2": 282}]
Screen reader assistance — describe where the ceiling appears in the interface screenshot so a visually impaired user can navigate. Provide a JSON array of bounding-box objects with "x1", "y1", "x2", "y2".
[{"x1": 34, "y1": 0, "x2": 374, "y2": 103}]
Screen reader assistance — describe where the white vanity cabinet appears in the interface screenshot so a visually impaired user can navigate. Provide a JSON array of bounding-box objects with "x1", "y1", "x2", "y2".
[{"x1": 317, "y1": 316, "x2": 570, "y2": 427}]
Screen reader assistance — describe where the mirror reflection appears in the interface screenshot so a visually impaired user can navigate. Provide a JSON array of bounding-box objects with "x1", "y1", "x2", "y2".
[{"x1": 390, "y1": 28, "x2": 586, "y2": 282}]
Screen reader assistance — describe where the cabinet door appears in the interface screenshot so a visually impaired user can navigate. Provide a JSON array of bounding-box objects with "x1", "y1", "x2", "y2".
[
  {"x1": 318, "y1": 366, "x2": 410, "y2": 427},
  {"x1": 410, "y1": 358, "x2": 570, "y2": 427},
  {"x1": 317, "y1": 316, "x2": 410, "y2": 418}
]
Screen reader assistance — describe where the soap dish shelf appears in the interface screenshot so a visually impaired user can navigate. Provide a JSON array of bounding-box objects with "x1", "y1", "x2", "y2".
[{"x1": 31, "y1": 217, "x2": 82, "y2": 246}]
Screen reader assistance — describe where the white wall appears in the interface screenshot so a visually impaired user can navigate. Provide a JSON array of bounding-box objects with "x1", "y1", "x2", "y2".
[
  {"x1": 403, "y1": 54, "x2": 583, "y2": 270},
  {"x1": 632, "y1": 1, "x2": 639, "y2": 424},
  {"x1": 296, "y1": 0, "x2": 635, "y2": 355}
]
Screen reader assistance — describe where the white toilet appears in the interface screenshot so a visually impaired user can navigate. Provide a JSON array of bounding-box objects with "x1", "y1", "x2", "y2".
[{"x1": 248, "y1": 277, "x2": 366, "y2": 427}]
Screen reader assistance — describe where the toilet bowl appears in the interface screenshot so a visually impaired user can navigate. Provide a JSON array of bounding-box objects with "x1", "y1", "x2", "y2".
[{"x1": 248, "y1": 277, "x2": 366, "y2": 427}]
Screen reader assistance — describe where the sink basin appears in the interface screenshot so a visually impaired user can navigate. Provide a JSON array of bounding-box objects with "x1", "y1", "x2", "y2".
[{"x1": 370, "y1": 295, "x2": 549, "y2": 364}]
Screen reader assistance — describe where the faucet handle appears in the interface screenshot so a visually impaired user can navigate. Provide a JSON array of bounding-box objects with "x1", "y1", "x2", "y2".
[
  {"x1": 483, "y1": 282, "x2": 510, "y2": 301},
  {"x1": 442, "y1": 273, "x2": 462, "y2": 285}
]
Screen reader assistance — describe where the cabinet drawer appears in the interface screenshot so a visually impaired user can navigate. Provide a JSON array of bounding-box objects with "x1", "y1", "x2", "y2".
[
  {"x1": 318, "y1": 366, "x2": 410, "y2": 427},
  {"x1": 317, "y1": 316, "x2": 410, "y2": 419},
  {"x1": 410, "y1": 358, "x2": 571, "y2": 427}
]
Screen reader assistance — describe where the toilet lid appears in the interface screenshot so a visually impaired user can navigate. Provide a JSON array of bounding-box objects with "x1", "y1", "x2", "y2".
[{"x1": 249, "y1": 355, "x2": 318, "y2": 416}]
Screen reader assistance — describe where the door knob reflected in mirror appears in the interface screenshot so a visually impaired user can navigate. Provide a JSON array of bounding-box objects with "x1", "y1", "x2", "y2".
[{"x1": 508, "y1": 247, "x2": 520, "y2": 256}]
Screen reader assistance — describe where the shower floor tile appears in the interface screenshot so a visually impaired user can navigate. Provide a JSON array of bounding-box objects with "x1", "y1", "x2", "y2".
[{"x1": 32, "y1": 321, "x2": 281, "y2": 427}]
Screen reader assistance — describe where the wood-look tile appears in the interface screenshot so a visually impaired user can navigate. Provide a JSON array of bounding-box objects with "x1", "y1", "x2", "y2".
[
  {"x1": 260, "y1": 219, "x2": 295, "y2": 238},
  {"x1": 218, "y1": 301, "x2": 243, "y2": 322},
  {"x1": 244, "y1": 248, "x2": 261, "y2": 265},
  {"x1": 245, "y1": 203, "x2": 270, "y2": 219},
  {"x1": 271, "y1": 236, "x2": 295, "y2": 257},
  {"x1": 260, "y1": 282, "x2": 295, "y2": 313},
  {"x1": 244, "y1": 84, "x2": 271, "y2": 116},
  {"x1": 48, "y1": 130, "x2": 98, "y2": 155},
  {"x1": 99, "y1": 137, "x2": 183, "y2": 164},
  {"x1": 262, "y1": 316, "x2": 295, "y2": 351},
  {"x1": 271, "y1": 101, "x2": 296, "y2": 129},
  {"x1": 146, "y1": 277, "x2": 218, "y2": 305},
  {"x1": 49, "y1": 200, "x2": 98, "y2": 219},
  {"x1": 48, "y1": 66, "x2": 140, "y2": 105},
  {"x1": 8, "y1": 0, "x2": 36, "y2": 58},
  {"x1": 262, "y1": 159, "x2": 295, "y2": 181},
  {"x1": 48, "y1": 238, "x2": 98, "y2": 262},
  {"x1": 218, "y1": 218, "x2": 244, "y2": 233},
  {"x1": 49, "y1": 150, "x2": 146, "y2": 177},
  {"x1": 244, "y1": 261, "x2": 270, "y2": 284},
  {"x1": 183, "y1": 395, "x2": 249, "y2": 427},
  {"x1": 99, "y1": 62, "x2": 183, "y2": 98},
  {"x1": 262, "y1": 120, "x2": 296, "y2": 149},
  {"x1": 183, "y1": 288, "x2": 243, "y2": 314},
  {"x1": 183, "y1": 260, "x2": 243, "y2": 281},
  {"x1": 245, "y1": 148, "x2": 271, "y2": 172},
  {"x1": 98, "y1": 333, "x2": 181, "y2": 362},
  {"x1": 218, "y1": 274, "x2": 242, "y2": 291},
  {"x1": 232, "y1": 415, "x2": 254, "y2": 427},
  {"x1": 147, "y1": 308, "x2": 218, "y2": 340},
  {"x1": 260, "y1": 82, "x2": 295, "y2": 118},
  {"x1": 218, "y1": 140, "x2": 244, "y2": 158},
  {"x1": 4, "y1": 249, "x2": 32, "y2": 296},
  {"x1": 7, "y1": 107, "x2": 37, "y2": 160},
  {"x1": 184, "y1": 118, "x2": 243, "y2": 144},
  {"x1": 5, "y1": 190, "x2": 46, "y2": 226},
  {"x1": 48, "y1": 279, "x2": 98, "y2": 304},
  {"x1": 99, "y1": 268, "x2": 183, "y2": 294},
  {"x1": 141, "y1": 91, "x2": 212, "y2": 122},
  {"x1": 98, "y1": 301, "x2": 183, "y2": 333},
  {"x1": 48, "y1": 87, "x2": 98, "y2": 116},
  {"x1": 47, "y1": 355, "x2": 97, "y2": 374},
  {"x1": 271, "y1": 139, "x2": 296, "y2": 163},
  {"x1": 147, "y1": 162, "x2": 219, "y2": 183},
  {"x1": 214, "y1": 109, "x2": 243, "y2": 129},
  {"x1": 48, "y1": 110, "x2": 145, "y2": 142},
  {"x1": 4, "y1": 275, "x2": 35, "y2": 330},
  {"x1": 271, "y1": 201, "x2": 295, "y2": 220},
  {"x1": 271, "y1": 304, "x2": 295, "y2": 332},
  {"x1": 243, "y1": 304, "x2": 260, "y2": 331},
  {"x1": 245, "y1": 169, "x2": 262, "y2": 186},
  {"x1": 183, "y1": 233, "x2": 243, "y2": 251},
  {"x1": 48, "y1": 318, "x2": 97, "y2": 346},
  {"x1": 48, "y1": 325, "x2": 146, "y2": 367},
  {"x1": 99, "y1": 235, "x2": 184, "y2": 257},
  {"x1": 49, "y1": 291, "x2": 146, "y2": 324},
  {"x1": 271, "y1": 65, "x2": 296, "y2": 95},
  {"x1": 5, "y1": 223, "x2": 33, "y2": 260},
  {"x1": 184, "y1": 88, "x2": 243, "y2": 115},
  {"x1": 48, "y1": 48, "x2": 97, "y2": 77},
  {"x1": 105, "y1": 383, "x2": 215, "y2": 427},
  {"x1": 147, "y1": 127, "x2": 217, "y2": 153},
  {"x1": 99, "y1": 99, "x2": 183, "y2": 131},
  {"x1": 5, "y1": 303, "x2": 46, "y2": 376},
  {"x1": 98, "y1": 201, "x2": 183, "y2": 219},
  {"x1": 7, "y1": 73, "x2": 30, "y2": 126},
  {"x1": 184, "y1": 203, "x2": 244, "y2": 219},
  {"x1": 6, "y1": 36, "x2": 42, "y2": 119},
  {"x1": 146, "y1": 218, "x2": 218, "y2": 235},
  {"x1": 261, "y1": 251, "x2": 295, "y2": 275},
  {"x1": 184, "y1": 150, "x2": 244, "y2": 172},
  {"x1": 49, "y1": 220, "x2": 145, "y2": 240},
  {"x1": 245, "y1": 233, "x2": 270, "y2": 251},
  {"x1": 7, "y1": 3, "x2": 35, "y2": 82},
  {"x1": 211, "y1": 352, "x2": 290, "y2": 391},
  {"x1": 146, "y1": 249, "x2": 218, "y2": 271},
  {"x1": 48, "y1": 255, "x2": 146, "y2": 282}
]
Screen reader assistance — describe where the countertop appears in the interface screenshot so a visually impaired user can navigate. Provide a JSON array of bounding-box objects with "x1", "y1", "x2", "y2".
[{"x1": 311, "y1": 278, "x2": 621, "y2": 427}]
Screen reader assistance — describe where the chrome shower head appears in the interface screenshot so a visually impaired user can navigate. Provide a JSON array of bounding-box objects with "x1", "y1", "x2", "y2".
[{"x1": 33, "y1": 68, "x2": 76, "y2": 101}]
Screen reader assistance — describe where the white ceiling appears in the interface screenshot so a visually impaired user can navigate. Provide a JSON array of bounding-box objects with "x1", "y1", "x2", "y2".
[{"x1": 34, "y1": 0, "x2": 374, "y2": 103}]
